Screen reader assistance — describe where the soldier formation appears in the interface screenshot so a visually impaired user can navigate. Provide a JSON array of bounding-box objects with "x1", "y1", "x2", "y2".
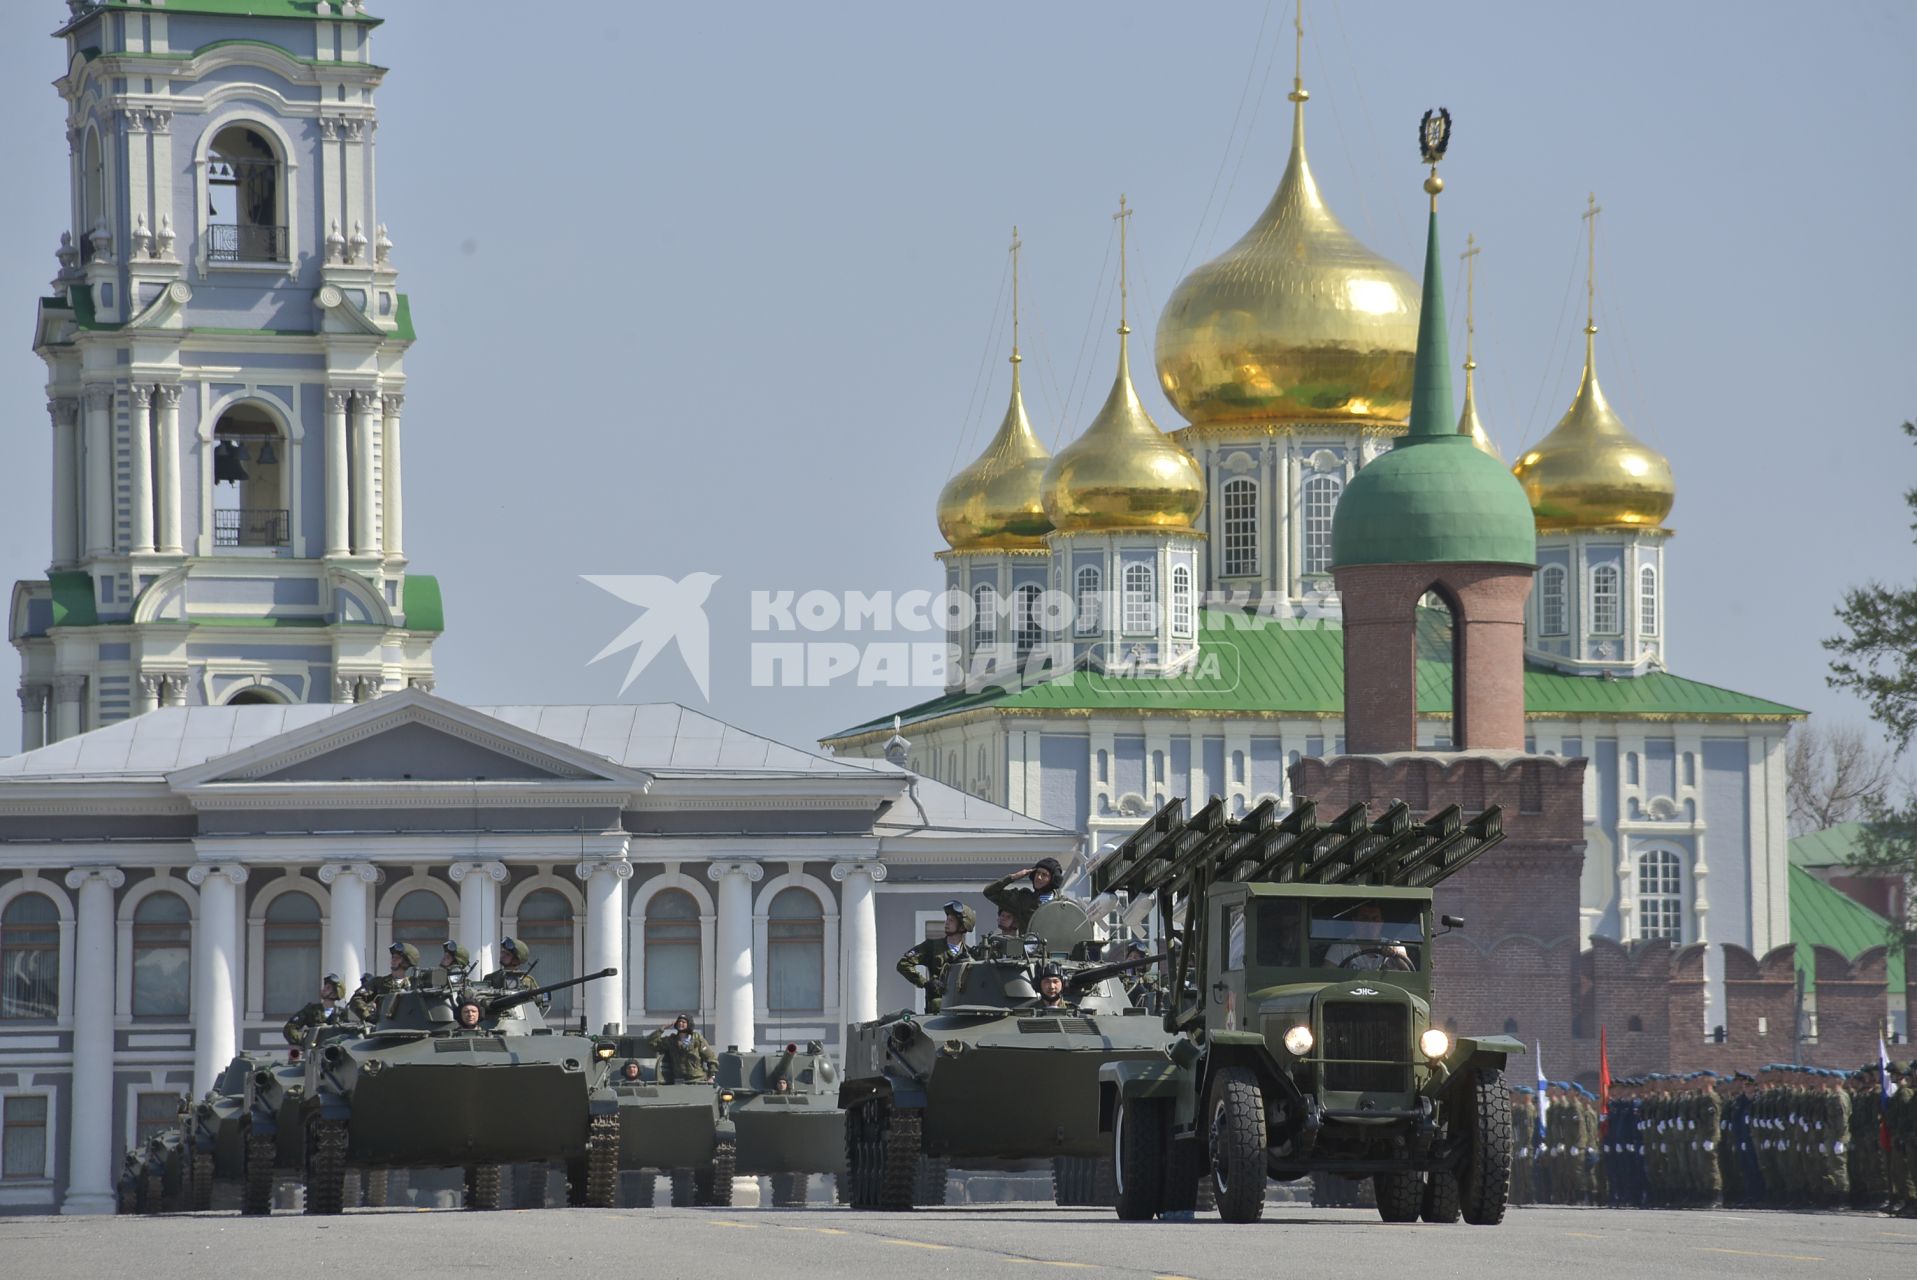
[{"x1": 1511, "y1": 1060, "x2": 1917, "y2": 1214}]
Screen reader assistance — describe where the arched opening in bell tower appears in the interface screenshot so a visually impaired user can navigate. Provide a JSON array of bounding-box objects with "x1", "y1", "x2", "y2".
[
  {"x1": 80, "y1": 127, "x2": 105, "y2": 258},
  {"x1": 210, "y1": 403, "x2": 289, "y2": 549},
  {"x1": 1416, "y1": 588, "x2": 1465, "y2": 749},
  {"x1": 206, "y1": 125, "x2": 284, "y2": 262}
]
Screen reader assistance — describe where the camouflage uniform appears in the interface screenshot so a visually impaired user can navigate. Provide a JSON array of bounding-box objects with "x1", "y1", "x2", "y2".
[
  {"x1": 647, "y1": 1023, "x2": 719, "y2": 1083},
  {"x1": 982, "y1": 857, "x2": 1065, "y2": 933},
  {"x1": 281, "y1": 994, "x2": 354, "y2": 1046},
  {"x1": 1510, "y1": 1087, "x2": 1535, "y2": 1205},
  {"x1": 896, "y1": 902, "x2": 980, "y2": 1014}
]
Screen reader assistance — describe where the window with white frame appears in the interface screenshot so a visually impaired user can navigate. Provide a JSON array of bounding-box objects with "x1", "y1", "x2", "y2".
[
  {"x1": 1122, "y1": 562, "x2": 1156, "y2": 634},
  {"x1": 1591, "y1": 563, "x2": 1621, "y2": 635},
  {"x1": 519, "y1": 891, "x2": 576, "y2": 1015},
  {"x1": 391, "y1": 889, "x2": 448, "y2": 958},
  {"x1": 1635, "y1": 849, "x2": 1683, "y2": 941},
  {"x1": 1639, "y1": 565, "x2": 1658, "y2": 636},
  {"x1": 262, "y1": 890, "x2": 322, "y2": 1017},
  {"x1": 1, "y1": 893, "x2": 60, "y2": 1020},
  {"x1": 1221, "y1": 478, "x2": 1259, "y2": 576},
  {"x1": 132, "y1": 892, "x2": 191, "y2": 1018},
  {"x1": 971, "y1": 584, "x2": 996, "y2": 646},
  {"x1": 2, "y1": 1094, "x2": 48, "y2": 1180},
  {"x1": 1539, "y1": 565, "x2": 1568, "y2": 636},
  {"x1": 1013, "y1": 583, "x2": 1043, "y2": 658},
  {"x1": 1074, "y1": 566, "x2": 1101, "y2": 635},
  {"x1": 1301, "y1": 475, "x2": 1342, "y2": 575},
  {"x1": 766, "y1": 888, "x2": 824, "y2": 1014},
  {"x1": 1171, "y1": 564, "x2": 1194, "y2": 637},
  {"x1": 644, "y1": 889, "x2": 702, "y2": 1013}
]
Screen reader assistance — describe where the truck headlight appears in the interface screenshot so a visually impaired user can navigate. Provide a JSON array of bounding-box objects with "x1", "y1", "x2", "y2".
[
  {"x1": 1282, "y1": 1025, "x2": 1314, "y2": 1056},
  {"x1": 1419, "y1": 1028, "x2": 1450, "y2": 1060}
]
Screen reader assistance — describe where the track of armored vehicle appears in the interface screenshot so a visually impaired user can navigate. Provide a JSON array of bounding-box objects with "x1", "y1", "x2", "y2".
[
  {"x1": 718, "y1": 1043, "x2": 846, "y2": 1205},
  {"x1": 595, "y1": 1029, "x2": 737, "y2": 1207}
]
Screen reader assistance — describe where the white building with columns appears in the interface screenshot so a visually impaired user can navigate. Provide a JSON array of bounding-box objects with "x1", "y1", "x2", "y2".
[
  {"x1": 0, "y1": 691, "x2": 1073, "y2": 1214},
  {"x1": 11, "y1": 0, "x2": 441, "y2": 752}
]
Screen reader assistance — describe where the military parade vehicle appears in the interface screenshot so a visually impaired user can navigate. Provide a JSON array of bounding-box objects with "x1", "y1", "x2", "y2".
[
  {"x1": 838, "y1": 899, "x2": 1177, "y2": 1210},
  {"x1": 297, "y1": 967, "x2": 622, "y2": 1213},
  {"x1": 594, "y1": 1028, "x2": 738, "y2": 1206},
  {"x1": 717, "y1": 1042, "x2": 846, "y2": 1205},
  {"x1": 1090, "y1": 795, "x2": 1522, "y2": 1225}
]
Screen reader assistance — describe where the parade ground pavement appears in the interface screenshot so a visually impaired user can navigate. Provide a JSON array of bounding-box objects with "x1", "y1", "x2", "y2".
[{"x1": 2, "y1": 1203, "x2": 1912, "y2": 1278}]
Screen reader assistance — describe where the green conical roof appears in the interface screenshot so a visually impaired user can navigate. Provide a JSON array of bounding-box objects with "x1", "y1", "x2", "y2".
[{"x1": 1331, "y1": 210, "x2": 1536, "y2": 569}]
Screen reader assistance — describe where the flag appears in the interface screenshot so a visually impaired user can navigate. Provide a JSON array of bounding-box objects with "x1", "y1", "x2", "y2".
[
  {"x1": 1882, "y1": 1033, "x2": 1896, "y2": 1154},
  {"x1": 1598, "y1": 1025, "x2": 1613, "y2": 1137},
  {"x1": 1536, "y1": 1042, "x2": 1548, "y2": 1144}
]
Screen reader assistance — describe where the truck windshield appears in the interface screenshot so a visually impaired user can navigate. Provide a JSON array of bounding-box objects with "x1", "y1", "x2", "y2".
[{"x1": 1307, "y1": 900, "x2": 1424, "y2": 972}]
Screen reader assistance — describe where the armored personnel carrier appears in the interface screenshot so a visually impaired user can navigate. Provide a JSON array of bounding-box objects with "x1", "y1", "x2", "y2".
[
  {"x1": 838, "y1": 900, "x2": 1172, "y2": 1210},
  {"x1": 717, "y1": 1042, "x2": 845, "y2": 1205},
  {"x1": 594, "y1": 1029, "x2": 736, "y2": 1207},
  {"x1": 1091, "y1": 795, "x2": 1522, "y2": 1225},
  {"x1": 297, "y1": 968, "x2": 622, "y2": 1213}
]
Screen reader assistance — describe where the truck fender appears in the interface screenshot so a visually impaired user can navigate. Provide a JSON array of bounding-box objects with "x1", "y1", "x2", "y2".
[
  {"x1": 1451, "y1": 1033, "x2": 1521, "y2": 1075},
  {"x1": 1096, "y1": 1059, "x2": 1188, "y2": 1134}
]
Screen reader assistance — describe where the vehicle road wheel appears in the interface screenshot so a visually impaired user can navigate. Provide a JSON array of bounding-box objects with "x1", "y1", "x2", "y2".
[
  {"x1": 1113, "y1": 1096, "x2": 1166, "y2": 1221},
  {"x1": 465, "y1": 1163, "x2": 503, "y2": 1211},
  {"x1": 304, "y1": 1120, "x2": 347, "y2": 1216},
  {"x1": 670, "y1": 1169, "x2": 697, "y2": 1207},
  {"x1": 1458, "y1": 1067, "x2": 1513, "y2": 1226},
  {"x1": 586, "y1": 1114, "x2": 621, "y2": 1208},
  {"x1": 1207, "y1": 1066, "x2": 1267, "y2": 1223},
  {"x1": 1374, "y1": 1170, "x2": 1422, "y2": 1223},
  {"x1": 191, "y1": 1151, "x2": 214, "y2": 1212},
  {"x1": 1422, "y1": 1169, "x2": 1461, "y2": 1223},
  {"x1": 242, "y1": 1128, "x2": 276, "y2": 1217}
]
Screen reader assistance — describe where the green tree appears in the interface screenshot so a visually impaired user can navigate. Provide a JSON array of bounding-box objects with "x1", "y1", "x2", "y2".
[{"x1": 1824, "y1": 420, "x2": 1917, "y2": 935}]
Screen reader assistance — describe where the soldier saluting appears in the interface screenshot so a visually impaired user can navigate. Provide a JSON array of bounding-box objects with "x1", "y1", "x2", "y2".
[
  {"x1": 281, "y1": 972, "x2": 355, "y2": 1046},
  {"x1": 896, "y1": 900, "x2": 980, "y2": 1013},
  {"x1": 984, "y1": 857, "x2": 1065, "y2": 933},
  {"x1": 647, "y1": 1014, "x2": 718, "y2": 1083}
]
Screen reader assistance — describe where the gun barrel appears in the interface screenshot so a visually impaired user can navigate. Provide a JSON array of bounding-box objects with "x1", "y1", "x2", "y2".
[
  {"x1": 1065, "y1": 950, "x2": 1168, "y2": 992},
  {"x1": 489, "y1": 966, "x2": 618, "y2": 1012}
]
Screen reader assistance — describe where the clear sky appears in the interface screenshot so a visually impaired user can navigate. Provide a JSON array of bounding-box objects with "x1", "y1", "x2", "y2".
[{"x1": 0, "y1": 1, "x2": 1912, "y2": 757}]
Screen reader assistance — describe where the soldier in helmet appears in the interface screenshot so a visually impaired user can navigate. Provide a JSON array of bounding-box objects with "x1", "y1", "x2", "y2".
[
  {"x1": 896, "y1": 900, "x2": 981, "y2": 1014},
  {"x1": 482, "y1": 936, "x2": 538, "y2": 989},
  {"x1": 984, "y1": 857, "x2": 1066, "y2": 933},
  {"x1": 647, "y1": 1014, "x2": 718, "y2": 1083},
  {"x1": 1033, "y1": 962, "x2": 1071, "y2": 1010},
  {"x1": 282, "y1": 972, "x2": 355, "y2": 1046},
  {"x1": 439, "y1": 938, "x2": 473, "y2": 981},
  {"x1": 453, "y1": 994, "x2": 485, "y2": 1030}
]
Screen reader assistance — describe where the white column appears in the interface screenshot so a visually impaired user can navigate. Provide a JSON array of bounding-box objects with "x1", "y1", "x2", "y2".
[
  {"x1": 707, "y1": 861, "x2": 763, "y2": 1051},
  {"x1": 318, "y1": 862, "x2": 378, "y2": 986},
  {"x1": 186, "y1": 864, "x2": 248, "y2": 1095},
  {"x1": 127, "y1": 384, "x2": 154, "y2": 554},
  {"x1": 134, "y1": 672, "x2": 162, "y2": 716},
  {"x1": 576, "y1": 858, "x2": 633, "y2": 1033},
  {"x1": 449, "y1": 860, "x2": 506, "y2": 977},
  {"x1": 61, "y1": 865, "x2": 124, "y2": 1215},
  {"x1": 380, "y1": 393, "x2": 404, "y2": 560},
  {"x1": 51, "y1": 675, "x2": 86, "y2": 743},
  {"x1": 50, "y1": 398, "x2": 80, "y2": 567},
  {"x1": 18, "y1": 686, "x2": 48, "y2": 752},
  {"x1": 831, "y1": 861, "x2": 885, "y2": 1036},
  {"x1": 82, "y1": 385, "x2": 114, "y2": 556},
  {"x1": 323, "y1": 389, "x2": 350, "y2": 556},
  {"x1": 350, "y1": 391, "x2": 380, "y2": 556},
  {"x1": 160, "y1": 673, "x2": 189, "y2": 707},
  {"x1": 155, "y1": 384, "x2": 182, "y2": 554}
]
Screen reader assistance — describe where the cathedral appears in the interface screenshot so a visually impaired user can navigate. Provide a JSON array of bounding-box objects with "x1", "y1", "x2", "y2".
[{"x1": 823, "y1": 45, "x2": 1805, "y2": 1036}]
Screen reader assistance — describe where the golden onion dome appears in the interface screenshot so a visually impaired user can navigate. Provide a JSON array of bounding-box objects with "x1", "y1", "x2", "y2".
[
  {"x1": 1042, "y1": 333, "x2": 1205, "y2": 533},
  {"x1": 1513, "y1": 327, "x2": 1675, "y2": 530},
  {"x1": 1154, "y1": 83, "x2": 1419, "y2": 429},
  {"x1": 936, "y1": 359, "x2": 1054, "y2": 551},
  {"x1": 1458, "y1": 357, "x2": 1501, "y2": 461}
]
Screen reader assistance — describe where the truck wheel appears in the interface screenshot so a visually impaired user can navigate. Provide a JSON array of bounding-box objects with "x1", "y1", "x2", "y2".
[
  {"x1": 304, "y1": 1119, "x2": 347, "y2": 1216},
  {"x1": 1112, "y1": 1097, "x2": 1165, "y2": 1221},
  {"x1": 242, "y1": 1128, "x2": 276, "y2": 1217},
  {"x1": 1374, "y1": 1170, "x2": 1422, "y2": 1223},
  {"x1": 1458, "y1": 1067, "x2": 1513, "y2": 1226},
  {"x1": 1421, "y1": 1170, "x2": 1461, "y2": 1223},
  {"x1": 1207, "y1": 1066, "x2": 1267, "y2": 1223}
]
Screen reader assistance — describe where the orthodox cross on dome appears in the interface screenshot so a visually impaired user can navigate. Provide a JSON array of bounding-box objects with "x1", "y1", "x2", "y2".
[
  {"x1": 1009, "y1": 225, "x2": 1022, "y2": 365},
  {"x1": 1582, "y1": 192, "x2": 1603, "y2": 335},
  {"x1": 1289, "y1": 0, "x2": 1308, "y2": 103},
  {"x1": 1418, "y1": 107, "x2": 1451, "y2": 208},
  {"x1": 1113, "y1": 194, "x2": 1133, "y2": 336},
  {"x1": 1460, "y1": 233, "x2": 1481, "y2": 375}
]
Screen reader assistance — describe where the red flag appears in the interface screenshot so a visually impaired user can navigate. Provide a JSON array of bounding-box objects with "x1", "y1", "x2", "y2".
[{"x1": 1598, "y1": 1025, "x2": 1613, "y2": 1138}]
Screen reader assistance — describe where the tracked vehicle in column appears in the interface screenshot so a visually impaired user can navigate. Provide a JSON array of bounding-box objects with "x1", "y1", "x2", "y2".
[
  {"x1": 594, "y1": 1029, "x2": 738, "y2": 1207},
  {"x1": 296, "y1": 968, "x2": 622, "y2": 1213},
  {"x1": 837, "y1": 900, "x2": 1175, "y2": 1210},
  {"x1": 717, "y1": 1042, "x2": 846, "y2": 1205},
  {"x1": 1091, "y1": 795, "x2": 1522, "y2": 1225}
]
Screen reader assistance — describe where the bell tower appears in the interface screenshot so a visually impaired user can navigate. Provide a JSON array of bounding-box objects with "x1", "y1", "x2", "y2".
[{"x1": 11, "y1": 1, "x2": 441, "y2": 749}]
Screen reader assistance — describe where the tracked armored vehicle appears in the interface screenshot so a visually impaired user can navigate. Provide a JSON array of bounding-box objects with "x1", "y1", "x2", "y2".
[
  {"x1": 595, "y1": 1029, "x2": 736, "y2": 1207},
  {"x1": 717, "y1": 1042, "x2": 845, "y2": 1205},
  {"x1": 297, "y1": 968, "x2": 621, "y2": 1213},
  {"x1": 1092, "y1": 796, "x2": 1523, "y2": 1225},
  {"x1": 838, "y1": 900, "x2": 1173, "y2": 1210}
]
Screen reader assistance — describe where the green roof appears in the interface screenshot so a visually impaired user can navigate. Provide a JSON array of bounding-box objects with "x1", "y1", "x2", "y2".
[
  {"x1": 829, "y1": 607, "x2": 1803, "y2": 739},
  {"x1": 393, "y1": 293, "x2": 415, "y2": 342},
  {"x1": 47, "y1": 286, "x2": 408, "y2": 341},
  {"x1": 1790, "y1": 864, "x2": 1904, "y2": 996},
  {"x1": 1789, "y1": 822, "x2": 1889, "y2": 869},
  {"x1": 402, "y1": 574, "x2": 443, "y2": 633},
  {"x1": 60, "y1": 2, "x2": 380, "y2": 30},
  {"x1": 49, "y1": 572, "x2": 98, "y2": 628}
]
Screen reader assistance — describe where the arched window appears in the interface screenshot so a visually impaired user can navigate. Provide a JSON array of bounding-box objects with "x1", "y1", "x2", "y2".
[
  {"x1": 1074, "y1": 566, "x2": 1101, "y2": 636},
  {"x1": 1627, "y1": 1015, "x2": 1644, "y2": 1033},
  {"x1": 1538, "y1": 565, "x2": 1568, "y2": 636},
  {"x1": 1220, "y1": 478, "x2": 1259, "y2": 576},
  {"x1": 1301, "y1": 475, "x2": 1341, "y2": 575},
  {"x1": 131, "y1": 893, "x2": 191, "y2": 1018},
  {"x1": 206, "y1": 125, "x2": 284, "y2": 262},
  {"x1": 644, "y1": 890, "x2": 701, "y2": 1014},
  {"x1": 1171, "y1": 564, "x2": 1194, "y2": 637},
  {"x1": 1635, "y1": 849, "x2": 1683, "y2": 942},
  {"x1": 262, "y1": 891, "x2": 321, "y2": 1017},
  {"x1": 766, "y1": 888, "x2": 824, "y2": 1014},
  {"x1": 1122, "y1": 562, "x2": 1156, "y2": 634},
  {"x1": 1013, "y1": 583, "x2": 1042, "y2": 659},
  {"x1": 226, "y1": 687, "x2": 287, "y2": 706},
  {"x1": 0, "y1": 894, "x2": 60, "y2": 1020},
  {"x1": 392, "y1": 889, "x2": 448, "y2": 960},
  {"x1": 1591, "y1": 564, "x2": 1621, "y2": 635},
  {"x1": 210, "y1": 403, "x2": 289, "y2": 548},
  {"x1": 80, "y1": 128, "x2": 105, "y2": 260},
  {"x1": 971, "y1": 584, "x2": 997, "y2": 647},
  {"x1": 1638, "y1": 565, "x2": 1658, "y2": 637},
  {"x1": 519, "y1": 890, "x2": 576, "y2": 1014}
]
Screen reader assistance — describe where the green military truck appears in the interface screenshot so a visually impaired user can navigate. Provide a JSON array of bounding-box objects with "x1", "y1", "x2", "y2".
[{"x1": 1092, "y1": 795, "x2": 1522, "y2": 1225}]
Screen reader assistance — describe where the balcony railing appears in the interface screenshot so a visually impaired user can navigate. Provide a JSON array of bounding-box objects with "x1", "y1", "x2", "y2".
[
  {"x1": 214, "y1": 508, "x2": 289, "y2": 548},
  {"x1": 206, "y1": 223, "x2": 287, "y2": 263}
]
